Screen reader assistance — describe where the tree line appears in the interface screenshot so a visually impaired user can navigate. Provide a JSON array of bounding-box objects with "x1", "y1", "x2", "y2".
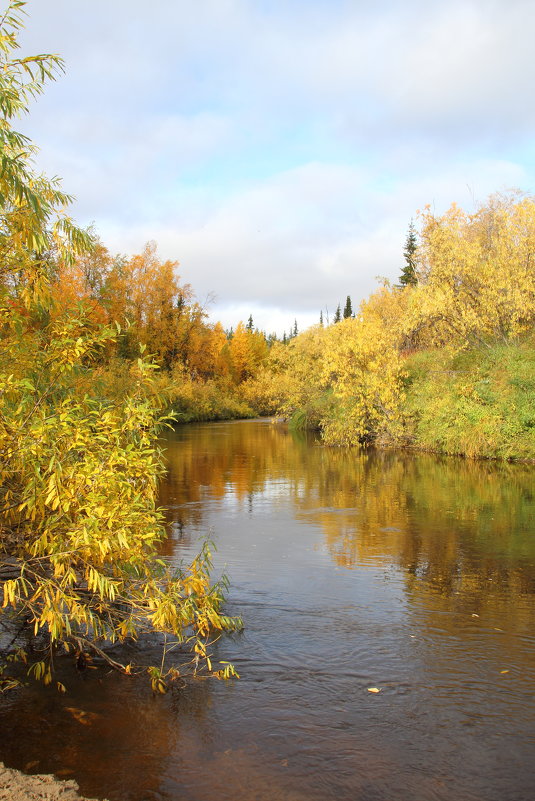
[{"x1": 241, "y1": 194, "x2": 535, "y2": 458}]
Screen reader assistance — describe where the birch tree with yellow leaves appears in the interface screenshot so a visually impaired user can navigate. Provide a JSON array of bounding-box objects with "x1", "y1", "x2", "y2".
[
  {"x1": 320, "y1": 288, "x2": 407, "y2": 446},
  {"x1": 408, "y1": 195, "x2": 535, "y2": 349}
]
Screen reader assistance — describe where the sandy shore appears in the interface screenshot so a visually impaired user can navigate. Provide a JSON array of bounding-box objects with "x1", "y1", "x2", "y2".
[{"x1": 0, "y1": 762, "x2": 105, "y2": 801}]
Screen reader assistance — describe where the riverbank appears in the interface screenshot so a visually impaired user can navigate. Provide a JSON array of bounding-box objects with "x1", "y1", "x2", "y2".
[
  {"x1": 0, "y1": 762, "x2": 104, "y2": 801},
  {"x1": 277, "y1": 340, "x2": 535, "y2": 460}
]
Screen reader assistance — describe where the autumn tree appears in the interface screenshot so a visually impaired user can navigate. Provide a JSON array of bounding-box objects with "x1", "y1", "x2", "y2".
[
  {"x1": 229, "y1": 321, "x2": 268, "y2": 382},
  {"x1": 410, "y1": 195, "x2": 535, "y2": 347},
  {"x1": 271, "y1": 325, "x2": 332, "y2": 428},
  {"x1": 0, "y1": 1, "x2": 239, "y2": 692},
  {"x1": 102, "y1": 242, "x2": 196, "y2": 367},
  {"x1": 239, "y1": 194, "x2": 535, "y2": 456},
  {"x1": 319, "y1": 289, "x2": 406, "y2": 445},
  {"x1": 185, "y1": 319, "x2": 228, "y2": 379},
  {"x1": 45, "y1": 236, "x2": 112, "y2": 339}
]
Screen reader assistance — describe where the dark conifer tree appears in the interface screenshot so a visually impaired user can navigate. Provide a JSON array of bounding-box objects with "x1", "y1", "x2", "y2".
[
  {"x1": 399, "y1": 220, "x2": 418, "y2": 287},
  {"x1": 343, "y1": 295, "x2": 352, "y2": 319},
  {"x1": 334, "y1": 304, "x2": 341, "y2": 323},
  {"x1": 246, "y1": 314, "x2": 254, "y2": 332},
  {"x1": 319, "y1": 310, "x2": 324, "y2": 326}
]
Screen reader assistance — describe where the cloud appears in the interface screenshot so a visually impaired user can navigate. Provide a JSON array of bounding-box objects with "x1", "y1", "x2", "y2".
[
  {"x1": 23, "y1": 1, "x2": 535, "y2": 140},
  {"x1": 15, "y1": 0, "x2": 535, "y2": 333},
  {"x1": 97, "y1": 155, "x2": 527, "y2": 332}
]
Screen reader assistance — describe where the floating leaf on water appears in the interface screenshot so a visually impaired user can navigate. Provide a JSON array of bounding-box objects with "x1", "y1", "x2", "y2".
[
  {"x1": 65, "y1": 707, "x2": 98, "y2": 725},
  {"x1": 500, "y1": 670, "x2": 509, "y2": 674},
  {"x1": 367, "y1": 687, "x2": 381, "y2": 693}
]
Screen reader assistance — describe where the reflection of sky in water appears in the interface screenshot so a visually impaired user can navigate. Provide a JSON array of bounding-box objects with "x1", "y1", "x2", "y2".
[{"x1": 1, "y1": 420, "x2": 534, "y2": 801}]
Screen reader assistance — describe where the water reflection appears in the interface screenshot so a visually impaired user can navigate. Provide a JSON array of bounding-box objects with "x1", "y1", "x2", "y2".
[
  {"x1": 159, "y1": 421, "x2": 535, "y2": 800},
  {"x1": 0, "y1": 419, "x2": 534, "y2": 801},
  {"x1": 162, "y1": 421, "x2": 535, "y2": 620}
]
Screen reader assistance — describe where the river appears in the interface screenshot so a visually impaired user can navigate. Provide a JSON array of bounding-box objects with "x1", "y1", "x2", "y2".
[{"x1": 1, "y1": 419, "x2": 535, "y2": 800}]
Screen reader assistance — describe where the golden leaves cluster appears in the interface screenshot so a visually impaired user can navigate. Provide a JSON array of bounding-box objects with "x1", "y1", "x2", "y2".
[{"x1": 0, "y1": 1, "x2": 241, "y2": 689}]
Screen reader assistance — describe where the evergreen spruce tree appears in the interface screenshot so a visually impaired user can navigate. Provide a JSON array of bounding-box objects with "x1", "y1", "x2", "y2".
[
  {"x1": 319, "y1": 310, "x2": 324, "y2": 326},
  {"x1": 334, "y1": 304, "x2": 341, "y2": 323},
  {"x1": 343, "y1": 295, "x2": 353, "y2": 319},
  {"x1": 246, "y1": 314, "x2": 254, "y2": 332},
  {"x1": 293, "y1": 319, "x2": 298, "y2": 337},
  {"x1": 398, "y1": 220, "x2": 418, "y2": 287}
]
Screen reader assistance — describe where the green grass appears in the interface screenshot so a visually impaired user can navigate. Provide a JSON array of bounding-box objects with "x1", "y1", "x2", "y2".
[{"x1": 402, "y1": 341, "x2": 535, "y2": 460}]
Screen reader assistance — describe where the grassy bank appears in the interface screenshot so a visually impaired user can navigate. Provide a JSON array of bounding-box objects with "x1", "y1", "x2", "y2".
[{"x1": 403, "y1": 342, "x2": 535, "y2": 460}]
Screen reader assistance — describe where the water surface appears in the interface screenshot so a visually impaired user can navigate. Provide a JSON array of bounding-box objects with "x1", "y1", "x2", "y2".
[{"x1": 1, "y1": 419, "x2": 534, "y2": 800}]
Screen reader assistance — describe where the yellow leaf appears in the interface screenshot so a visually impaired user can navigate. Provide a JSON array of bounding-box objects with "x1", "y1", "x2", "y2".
[{"x1": 65, "y1": 707, "x2": 98, "y2": 725}]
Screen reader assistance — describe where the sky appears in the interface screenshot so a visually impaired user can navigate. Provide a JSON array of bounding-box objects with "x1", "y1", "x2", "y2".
[{"x1": 16, "y1": 0, "x2": 535, "y2": 335}]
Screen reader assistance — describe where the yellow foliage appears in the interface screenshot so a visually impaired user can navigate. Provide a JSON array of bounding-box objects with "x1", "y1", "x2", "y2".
[
  {"x1": 254, "y1": 194, "x2": 535, "y2": 450},
  {"x1": 273, "y1": 325, "x2": 331, "y2": 427},
  {"x1": 103, "y1": 241, "x2": 194, "y2": 367},
  {"x1": 185, "y1": 320, "x2": 228, "y2": 379},
  {"x1": 0, "y1": 2, "x2": 241, "y2": 689},
  {"x1": 258, "y1": 297, "x2": 407, "y2": 444},
  {"x1": 410, "y1": 194, "x2": 535, "y2": 348},
  {"x1": 229, "y1": 322, "x2": 269, "y2": 382},
  {"x1": 320, "y1": 293, "x2": 406, "y2": 445}
]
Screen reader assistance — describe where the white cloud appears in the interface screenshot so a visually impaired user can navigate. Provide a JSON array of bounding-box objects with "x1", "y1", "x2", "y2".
[
  {"x1": 14, "y1": 0, "x2": 535, "y2": 334},
  {"x1": 97, "y1": 156, "x2": 527, "y2": 332}
]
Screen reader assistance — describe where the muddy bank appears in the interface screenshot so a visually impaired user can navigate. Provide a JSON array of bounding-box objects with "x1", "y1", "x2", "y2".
[{"x1": 0, "y1": 763, "x2": 105, "y2": 801}]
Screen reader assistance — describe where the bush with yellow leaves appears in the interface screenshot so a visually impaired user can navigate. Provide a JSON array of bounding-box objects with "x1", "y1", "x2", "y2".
[{"x1": 0, "y1": 1, "x2": 240, "y2": 692}]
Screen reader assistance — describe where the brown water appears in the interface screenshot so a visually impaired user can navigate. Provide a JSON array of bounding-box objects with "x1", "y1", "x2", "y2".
[{"x1": 1, "y1": 419, "x2": 535, "y2": 800}]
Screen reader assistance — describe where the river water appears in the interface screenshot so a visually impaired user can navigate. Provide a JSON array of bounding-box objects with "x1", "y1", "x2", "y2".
[{"x1": 1, "y1": 419, "x2": 535, "y2": 800}]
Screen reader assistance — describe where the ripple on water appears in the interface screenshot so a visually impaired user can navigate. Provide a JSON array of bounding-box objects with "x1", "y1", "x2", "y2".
[{"x1": 1, "y1": 421, "x2": 535, "y2": 801}]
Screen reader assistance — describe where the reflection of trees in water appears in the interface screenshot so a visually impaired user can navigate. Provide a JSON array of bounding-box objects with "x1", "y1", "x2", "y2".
[
  {"x1": 159, "y1": 421, "x2": 316, "y2": 535},
  {"x1": 161, "y1": 422, "x2": 316, "y2": 505},
  {"x1": 159, "y1": 422, "x2": 535, "y2": 619},
  {"x1": 301, "y1": 451, "x2": 535, "y2": 633}
]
